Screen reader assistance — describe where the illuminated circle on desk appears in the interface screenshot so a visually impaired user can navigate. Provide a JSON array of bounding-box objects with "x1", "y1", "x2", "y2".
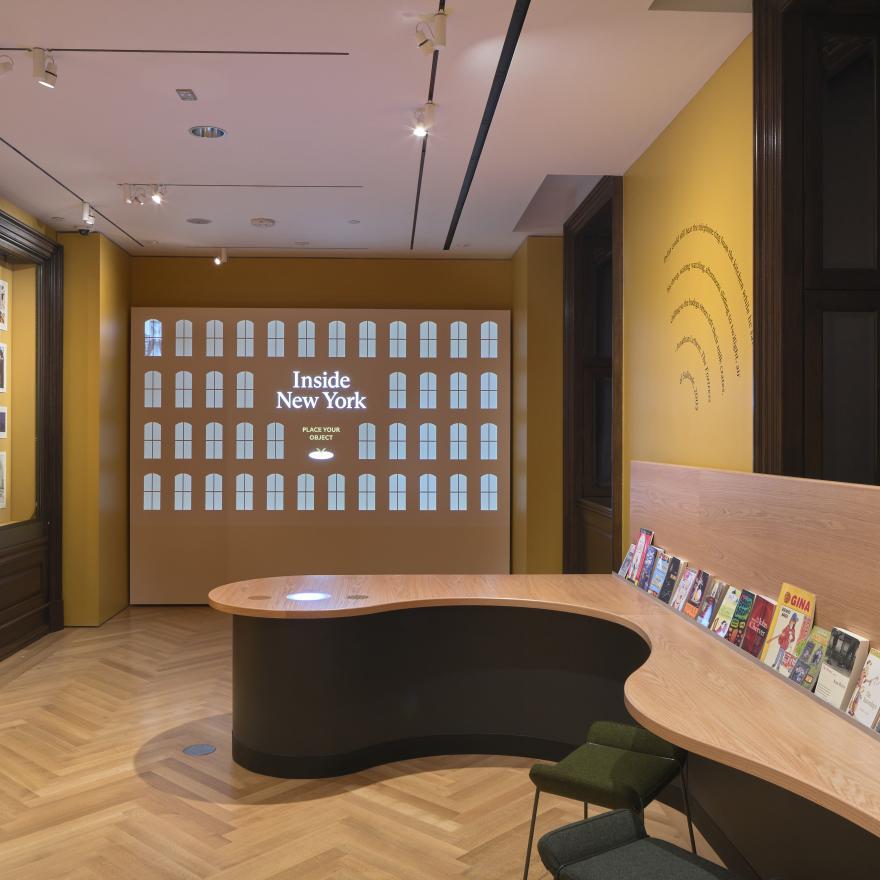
[{"x1": 286, "y1": 591, "x2": 331, "y2": 602}]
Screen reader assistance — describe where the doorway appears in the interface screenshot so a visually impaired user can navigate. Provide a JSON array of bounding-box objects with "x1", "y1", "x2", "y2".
[{"x1": 563, "y1": 177, "x2": 623, "y2": 573}]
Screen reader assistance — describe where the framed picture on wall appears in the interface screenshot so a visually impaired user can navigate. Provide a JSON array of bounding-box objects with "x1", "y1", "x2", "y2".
[
  {"x1": 0, "y1": 451, "x2": 6, "y2": 510},
  {"x1": 0, "y1": 342, "x2": 5, "y2": 392},
  {"x1": 0, "y1": 406, "x2": 6, "y2": 438},
  {"x1": 0, "y1": 279, "x2": 7, "y2": 331}
]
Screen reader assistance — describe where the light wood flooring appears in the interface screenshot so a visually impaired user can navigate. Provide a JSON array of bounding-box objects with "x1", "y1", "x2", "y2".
[{"x1": 0, "y1": 607, "x2": 716, "y2": 879}]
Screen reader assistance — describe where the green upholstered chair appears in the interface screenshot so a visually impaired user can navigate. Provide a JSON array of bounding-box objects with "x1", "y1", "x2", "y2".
[{"x1": 522, "y1": 721, "x2": 695, "y2": 879}]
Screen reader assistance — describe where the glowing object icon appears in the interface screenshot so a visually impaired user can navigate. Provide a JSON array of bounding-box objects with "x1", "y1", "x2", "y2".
[{"x1": 309, "y1": 448, "x2": 334, "y2": 461}]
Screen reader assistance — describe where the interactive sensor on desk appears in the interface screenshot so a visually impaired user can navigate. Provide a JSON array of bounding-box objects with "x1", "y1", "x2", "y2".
[{"x1": 286, "y1": 592, "x2": 332, "y2": 602}]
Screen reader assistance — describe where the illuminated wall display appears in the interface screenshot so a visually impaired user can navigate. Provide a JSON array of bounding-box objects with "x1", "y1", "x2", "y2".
[{"x1": 130, "y1": 308, "x2": 511, "y2": 603}]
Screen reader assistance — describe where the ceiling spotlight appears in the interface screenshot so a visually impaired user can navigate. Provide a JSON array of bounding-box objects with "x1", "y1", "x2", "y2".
[
  {"x1": 175, "y1": 88, "x2": 198, "y2": 101},
  {"x1": 81, "y1": 201, "x2": 96, "y2": 226},
  {"x1": 122, "y1": 184, "x2": 135, "y2": 205},
  {"x1": 33, "y1": 48, "x2": 57, "y2": 88},
  {"x1": 250, "y1": 217, "x2": 275, "y2": 228},
  {"x1": 213, "y1": 247, "x2": 227, "y2": 266},
  {"x1": 189, "y1": 125, "x2": 226, "y2": 139},
  {"x1": 150, "y1": 184, "x2": 165, "y2": 205},
  {"x1": 416, "y1": 12, "x2": 447, "y2": 55},
  {"x1": 0, "y1": 56, "x2": 13, "y2": 77},
  {"x1": 413, "y1": 101, "x2": 436, "y2": 138}
]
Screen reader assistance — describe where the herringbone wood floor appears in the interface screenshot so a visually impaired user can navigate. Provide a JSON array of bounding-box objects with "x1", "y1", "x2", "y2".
[{"x1": 0, "y1": 607, "x2": 718, "y2": 879}]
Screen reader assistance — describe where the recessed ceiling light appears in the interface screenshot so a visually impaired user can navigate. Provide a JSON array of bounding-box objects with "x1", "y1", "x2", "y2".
[
  {"x1": 251, "y1": 217, "x2": 276, "y2": 228},
  {"x1": 49, "y1": 215, "x2": 64, "y2": 223},
  {"x1": 188, "y1": 125, "x2": 226, "y2": 139},
  {"x1": 294, "y1": 240, "x2": 311, "y2": 247},
  {"x1": 176, "y1": 88, "x2": 198, "y2": 101},
  {"x1": 349, "y1": 219, "x2": 361, "y2": 225},
  {"x1": 186, "y1": 217, "x2": 212, "y2": 224}
]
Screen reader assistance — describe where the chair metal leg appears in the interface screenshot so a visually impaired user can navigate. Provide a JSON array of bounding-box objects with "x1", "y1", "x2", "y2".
[
  {"x1": 583, "y1": 801, "x2": 589, "y2": 819},
  {"x1": 681, "y1": 763, "x2": 697, "y2": 854},
  {"x1": 522, "y1": 789, "x2": 540, "y2": 880}
]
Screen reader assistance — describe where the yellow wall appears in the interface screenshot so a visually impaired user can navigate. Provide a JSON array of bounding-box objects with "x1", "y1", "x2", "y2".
[{"x1": 622, "y1": 36, "x2": 754, "y2": 550}]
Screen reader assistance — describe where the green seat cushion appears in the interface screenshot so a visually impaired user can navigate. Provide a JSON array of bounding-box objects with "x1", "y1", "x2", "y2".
[{"x1": 587, "y1": 721, "x2": 686, "y2": 764}]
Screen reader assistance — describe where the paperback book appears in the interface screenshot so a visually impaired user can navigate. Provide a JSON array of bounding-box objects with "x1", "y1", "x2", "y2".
[
  {"x1": 647, "y1": 552, "x2": 671, "y2": 599},
  {"x1": 710, "y1": 586, "x2": 742, "y2": 639},
  {"x1": 637, "y1": 545, "x2": 659, "y2": 592},
  {"x1": 617, "y1": 544, "x2": 635, "y2": 579},
  {"x1": 671, "y1": 568, "x2": 698, "y2": 613},
  {"x1": 683, "y1": 571, "x2": 711, "y2": 620},
  {"x1": 725, "y1": 590, "x2": 756, "y2": 648},
  {"x1": 657, "y1": 556, "x2": 686, "y2": 604},
  {"x1": 627, "y1": 528, "x2": 654, "y2": 584},
  {"x1": 814, "y1": 627, "x2": 871, "y2": 710},
  {"x1": 846, "y1": 648, "x2": 880, "y2": 729},
  {"x1": 740, "y1": 595, "x2": 777, "y2": 658},
  {"x1": 789, "y1": 626, "x2": 831, "y2": 692},
  {"x1": 760, "y1": 584, "x2": 816, "y2": 677},
  {"x1": 696, "y1": 579, "x2": 730, "y2": 628}
]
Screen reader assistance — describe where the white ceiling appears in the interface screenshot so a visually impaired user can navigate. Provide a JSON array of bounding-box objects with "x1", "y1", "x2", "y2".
[{"x1": 0, "y1": 1, "x2": 751, "y2": 258}]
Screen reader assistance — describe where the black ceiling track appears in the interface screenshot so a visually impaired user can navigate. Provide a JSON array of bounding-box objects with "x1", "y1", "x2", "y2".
[{"x1": 443, "y1": 0, "x2": 531, "y2": 250}]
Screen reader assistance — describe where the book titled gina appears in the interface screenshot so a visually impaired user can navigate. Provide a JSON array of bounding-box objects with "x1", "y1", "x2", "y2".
[{"x1": 814, "y1": 627, "x2": 871, "y2": 711}]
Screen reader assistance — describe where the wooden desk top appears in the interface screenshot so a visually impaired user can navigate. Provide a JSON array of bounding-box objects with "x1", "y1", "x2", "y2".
[{"x1": 209, "y1": 572, "x2": 880, "y2": 839}]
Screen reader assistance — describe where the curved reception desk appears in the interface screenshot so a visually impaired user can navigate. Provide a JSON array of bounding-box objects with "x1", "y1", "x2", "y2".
[{"x1": 210, "y1": 571, "x2": 880, "y2": 879}]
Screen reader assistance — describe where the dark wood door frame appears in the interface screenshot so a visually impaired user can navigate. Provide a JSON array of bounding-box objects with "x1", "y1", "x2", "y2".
[
  {"x1": 0, "y1": 209, "x2": 63, "y2": 657},
  {"x1": 563, "y1": 176, "x2": 623, "y2": 571}
]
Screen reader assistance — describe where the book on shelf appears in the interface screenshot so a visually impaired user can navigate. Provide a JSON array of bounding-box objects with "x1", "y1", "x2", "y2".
[
  {"x1": 725, "y1": 590, "x2": 756, "y2": 647},
  {"x1": 657, "y1": 556, "x2": 686, "y2": 604},
  {"x1": 814, "y1": 627, "x2": 871, "y2": 710},
  {"x1": 636, "y1": 545, "x2": 660, "y2": 591},
  {"x1": 647, "y1": 552, "x2": 671, "y2": 598},
  {"x1": 617, "y1": 544, "x2": 636, "y2": 578},
  {"x1": 710, "y1": 586, "x2": 741, "y2": 639},
  {"x1": 627, "y1": 528, "x2": 654, "y2": 583},
  {"x1": 696, "y1": 578, "x2": 731, "y2": 628},
  {"x1": 789, "y1": 626, "x2": 831, "y2": 692},
  {"x1": 671, "y1": 568, "x2": 698, "y2": 612},
  {"x1": 683, "y1": 571, "x2": 712, "y2": 620},
  {"x1": 760, "y1": 584, "x2": 816, "y2": 677},
  {"x1": 740, "y1": 595, "x2": 777, "y2": 657},
  {"x1": 846, "y1": 648, "x2": 880, "y2": 729}
]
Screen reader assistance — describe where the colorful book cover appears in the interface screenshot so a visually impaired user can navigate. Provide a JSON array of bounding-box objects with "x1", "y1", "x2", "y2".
[
  {"x1": 725, "y1": 590, "x2": 756, "y2": 647},
  {"x1": 696, "y1": 579, "x2": 731, "y2": 628},
  {"x1": 683, "y1": 570, "x2": 711, "y2": 619},
  {"x1": 815, "y1": 627, "x2": 871, "y2": 710},
  {"x1": 647, "y1": 552, "x2": 671, "y2": 598},
  {"x1": 740, "y1": 595, "x2": 777, "y2": 657},
  {"x1": 671, "y1": 568, "x2": 698, "y2": 612},
  {"x1": 846, "y1": 648, "x2": 880, "y2": 729},
  {"x1": 657, "y1": 556, "x2": 686, "y2": 604},
  {"x1": 789, "y1": 626, "x2": 831, "y2": 692},
  {"x1": 760, "y1": 583, "x2": 816, "y2": 676},
  {"x1": 710, "y1": 586, "x2": 741, "y2": 639},
  {"x1": 636, "y1": 545, "x2": 659, "y2": 592},
  {"x1": 617, "y1": 544, "x2": 635, "y2": 579},
  {"x1": 627, "y1": 528, "x2": 654, "y2": 583}
]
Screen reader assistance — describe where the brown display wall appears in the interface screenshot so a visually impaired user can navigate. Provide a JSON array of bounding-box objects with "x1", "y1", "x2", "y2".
[{"x1": 130, "y1": 308, "x2": 511, "y2": 603}]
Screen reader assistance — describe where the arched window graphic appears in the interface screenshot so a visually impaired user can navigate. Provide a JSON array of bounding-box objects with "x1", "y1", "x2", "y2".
[
  {"x1": 144, "y1": 370, "x2": 162, "y2": 408},
  {"x1": 235, "y1": 473, "x2": 254, "y2": 511},
  {"x1": 175, "y1": 371, "x2": 192, "y2": 408},
  {"x1": 419, "y1": 321, "x2": 437, "y2": 358},
  {"x1": 329, "y1": 320, "x2": 346, "y2": 358},
  {"x1": 175, "y1": 319, "x2": 192, "y2": 357},
  {"x1": 419, "y1": 474, "x2": 437, "y2": 511},
  {"x1": 205, "y1": 370, "x2": 223, "y2": 408},
  {"x1": 450, "y1": 321, "x2": 467, "y2": 358},
  {"x1": 450, "y1": 473, "x2": 468, "y2": 511},
  {"x1": 174, "y1": 422, "x2": 192, "y2": 459},
  {"x1": 389, "y1": 422, "x2": 407, "y2": 460},
  {"x1": 328, "y1": 473, "x2": 346, "y2": 510},
  {"x1": 358, "y1": 474, "x2": 376, "y2": 510},
  {"x1": 480, "y1": 371, "x2": 498, "y2": 409},
  {"x1": 297, "y1": 473, "x2": 315, "y2": 510},
  {"x1": 236, "y1": 319, "x2": 254, "y2": 357},
  {"x1": 143, "y1": 473, "x2": 161, "y2": 510},
  {"x1": 450, "y1": 423, "x2": 467, "y2": 460},
  {"x1": 266, "y1": 473, "x2": 284, "y2": 511},
  {"x1": 144, "y1": 422, "x2": 161, "y2": 459},
  {"x1": 480, "y1": 423, "x2": 498, "y2": 460},
  {"x1": 145, "y1": 319, "x2": 162, "y2": 357},
  {"x1": 205, "y1": 473, "x2": 223, "y2": 511},
  {"x1": 298, "y1": 320, "x2": 315, "y2": 358},
  {"x1": 267, "y1": 422, "x2": 284, "y2": 459},
  {"x1": 358, "y1": 423, "x2": 376, "y2": 460},
  {"x1": 359, "y1": 320, "x2": 376, "y2": 358},
  {"x1": 389, "y1": 473, "x2": 406, "y2": 511},
  {"x1": 389, "y1": 371, "x2": 407, "y2": 409},
  {"x1": 480, "y1": 321, "x2": 499, "y2": 358},
  {"x1": 450, "y1": 372, "x2": 467, "y2": 409},
  {"x1": 174, "y1": 474, "x2": 192, "y2": 511},
  {"x1": 419, "y1": 423, "x2": 437, "y2": 460},
  {"x1": 206, "y1": 319, "x2": 224, "y2": 358},
  {"x1": 480, "y1": 474, "x2": 499, "y2": 511},
  {"x1": 236, "y1": 371, "x2": 254, "y2": 408},
  {"x1": 419, "y1": 372, "x2": 437, "y2": 409},
  {"x1": 205, "y1": 422, "x2": 223, "y2": 459},
  {"x1": 236, "y1": 422, "x2": 254, "y2": 459},
  {"x1": 267, "y1": 320, "x2": 285, "y2": 358},
  {"x1": 390, "y1": 320, "x2": 407, "y2": 358}
]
